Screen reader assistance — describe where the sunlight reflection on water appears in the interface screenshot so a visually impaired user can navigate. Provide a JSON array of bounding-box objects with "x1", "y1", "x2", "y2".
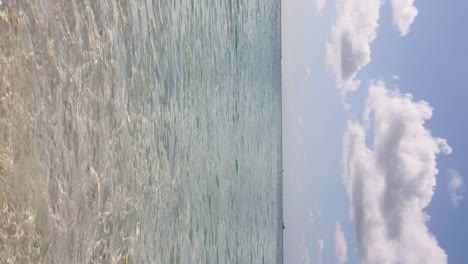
[{"x1": 0, "y1": 0, "x2": 281, "y2": 263}]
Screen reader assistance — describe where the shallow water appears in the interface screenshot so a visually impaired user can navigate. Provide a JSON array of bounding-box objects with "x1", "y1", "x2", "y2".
[{"x1": 0, "y1": 0, "x2": 281, "y2": 263}]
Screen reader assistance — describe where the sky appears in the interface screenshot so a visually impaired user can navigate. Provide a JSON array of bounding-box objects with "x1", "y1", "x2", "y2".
[{"x1": 282, "y1": 0, "x2": 468, "y2": 263}]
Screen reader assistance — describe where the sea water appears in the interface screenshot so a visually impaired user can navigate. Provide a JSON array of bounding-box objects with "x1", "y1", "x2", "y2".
[{"x1": 0, "y1": 0, "x2": 282, "y2": 263}]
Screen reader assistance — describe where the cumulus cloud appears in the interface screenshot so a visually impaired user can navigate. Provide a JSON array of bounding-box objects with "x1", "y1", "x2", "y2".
[
  {"x1": 316, "y1": 0, "x2": 326, "y2": 15},
  {"x1": 317, "y1": 239, "x2": 324, "y2": 264},
  {"x1": 335, "y1": 222, "x2": 348, "y2": 264},
  {"x1": 326, "y1": 0, "x2": 418, "y2": 96},
  {"x1": 342, "y1": 81, "x2": 451, "y2": 263},
  {"x1": 448, "y1": 170, "x2": 464, "y2": 207},
  {"x1": 326, "y1": 0, "x2": 381, "y2": 94},
  {"x1": 391, "y1": 0, "x2": 418, "y2": 36}
]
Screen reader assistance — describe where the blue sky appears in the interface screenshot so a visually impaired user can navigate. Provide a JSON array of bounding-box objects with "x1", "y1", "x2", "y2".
[{"x1": 283, "y1": 1, "x2": 468, "y2": 263}]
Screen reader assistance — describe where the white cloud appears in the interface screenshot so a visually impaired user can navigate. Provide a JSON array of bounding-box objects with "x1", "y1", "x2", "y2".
[
  {"x1": 305, "y1": 67, "x2": 312, "y2": 85},
  {"x1": 317, "y1": 239, "x2": 325, "y2": 264},
  {"x1": 448, "y1": 170, "x2": 464, "y2": 207},
  {"x1": 316, "y1": 0, "x2": 326, "y2": 15},
  {"x1": 297, "y1": 113, "x2": 304, "y2": 128},
  {"x1": 308, "y1": 207, "x2": 320, "y2": 224},
  {"x1": 391, "y1": 0, "x2": 418, "y2": 36},
  {"x1": 308, "y1": 208, "x2": 315, "y2": 224},
  {"x1": 342, "y1": 82, "x2": 451, "y2": 264},
  {"x1": 304, "y1": 245, "x2": 311, "y2": 264},
  {"x1": 335, "y1": 222, "x2": 348, "y2": 264},
  {"x1": 300, "y1": 235, "x2": 310, "y2": 264},
  {"x1": 326, "y1": 0, "x2": 381, "y2": 94},
  {"x1": 326, "y1": 0, "x2": 418, "y2": 96}
]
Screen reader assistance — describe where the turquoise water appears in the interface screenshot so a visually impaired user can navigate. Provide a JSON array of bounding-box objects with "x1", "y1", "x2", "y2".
[{"x1": 0, "y1": 0, "x2": 282, "y2": 263}]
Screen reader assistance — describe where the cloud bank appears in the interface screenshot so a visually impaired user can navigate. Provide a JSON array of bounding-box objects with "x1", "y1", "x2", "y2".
[
  {"x1": 326, "y1": 0, "x2": 381, "y2": 94},
  {"x1": 335, "y1": 222, "x2": 348, "y2": 264},
  {"x1": 326, "y1": 0, "x2": 418, "y2": 95},
  {"x1": 391, "y1": 0, "x2": 418, "y2": 36},
  {"x1": 448, "y1": 170, "x2": 464, "y2": 207},
  {"x1": 342, "y1": 82, "x2": 451, "y2": 264}
]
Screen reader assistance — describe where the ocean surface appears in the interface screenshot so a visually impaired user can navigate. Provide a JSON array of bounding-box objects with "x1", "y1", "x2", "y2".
[{"x1": 0, "y1": 0, "x2": 282, "y2": 263}]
